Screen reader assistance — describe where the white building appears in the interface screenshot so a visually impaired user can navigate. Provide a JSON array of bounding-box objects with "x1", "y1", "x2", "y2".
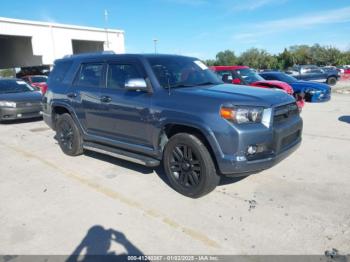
[{"x1": 0, "y1": 17, "x2": 125, "y2": 69}]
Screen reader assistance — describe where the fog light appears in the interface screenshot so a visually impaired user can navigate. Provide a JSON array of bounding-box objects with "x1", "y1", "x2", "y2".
[
  {"x1": 247, "y1": 145, "x2": 257, "y2": 155},
  {"x1": 17, "y1": 113, "x2": 22, "y2": 118},
  {"x1": 236, "y1": 156, "x2": 247, "y2": 162}
]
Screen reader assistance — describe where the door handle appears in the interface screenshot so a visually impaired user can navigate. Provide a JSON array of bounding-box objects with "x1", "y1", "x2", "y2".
[
  {"x1": 100, "y1": 96, "x2": 112, "y2": 103},
  {"x1": 67, "y1": 92, "x2": 77, "y2": 98}
]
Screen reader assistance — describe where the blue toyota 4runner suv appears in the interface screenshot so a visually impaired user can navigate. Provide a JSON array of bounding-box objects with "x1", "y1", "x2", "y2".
[{"x1": 43, "y1": 53, "x2": 302, "y2": 198}]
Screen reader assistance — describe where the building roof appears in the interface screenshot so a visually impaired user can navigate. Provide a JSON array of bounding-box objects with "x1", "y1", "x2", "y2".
[{"x1": 0, "y1": 16, "x2": 124, "y2": 34}]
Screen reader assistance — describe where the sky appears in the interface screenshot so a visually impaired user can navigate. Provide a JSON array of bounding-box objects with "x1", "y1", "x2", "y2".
[{"x1": 1, "y1": 0, "x2": 350, "y2": 59}]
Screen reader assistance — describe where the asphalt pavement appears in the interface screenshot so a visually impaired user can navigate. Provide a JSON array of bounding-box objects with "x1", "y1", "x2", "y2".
[{"x1": 0, "y1": 93, "x2": 349, "y2": 256}]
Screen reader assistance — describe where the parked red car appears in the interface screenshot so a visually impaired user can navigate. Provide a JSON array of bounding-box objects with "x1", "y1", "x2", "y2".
[
  {"x1": 21, "y1": 75, "x2": 48, "y2": 94},
  {"x1": 211, "y1": 66, "x2": 304, "y2": 109}
]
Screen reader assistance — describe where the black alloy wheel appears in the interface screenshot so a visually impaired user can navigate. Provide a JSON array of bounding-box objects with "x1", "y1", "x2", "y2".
[
  {"x1": 58, "y1": 120, "x2": 74, "y2": 151},
  {"x1": 56, "y1": 113, "x2": 83, "y2": 156},
  {"x1": 163, "y1": 133, "x2": 220, "y2": 198},
  {"x1": 169, "y1": 144, "x2": 202, "y2": 188}
]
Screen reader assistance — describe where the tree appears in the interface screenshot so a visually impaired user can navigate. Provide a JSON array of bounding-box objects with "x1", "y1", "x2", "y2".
[
  {"x1": 277, "y1": 48, "x2": 294, "y2": 69},
  {"x1": 322, "y1": 46, "x2": 342, "y2": 66},
  {"x1": 289, "y1": 45, "x2": 312, "y2": 65},
  {"x1": 208, "y1": 44, "x2": 350, "y2": 70},
  {"x1": 237, "y1": 48, "x2": 277, "y2": 69},
  {"x1": 205, "y1": 59, "x2": 216, "y2": 66},
  {"x1": 215, "y1": 50, "x2": 236, "y2": 66},
  {"x1": 341, "y1": 51, "x2": 350, "y2": 64}
]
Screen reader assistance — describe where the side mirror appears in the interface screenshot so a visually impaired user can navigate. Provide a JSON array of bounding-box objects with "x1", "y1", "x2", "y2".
[
  {"x1": 125, "y1": 78, "x2": 148, "y2": 92},
  {"x1": 232, "y1": 78, "x2": 241, "y2": 84}
]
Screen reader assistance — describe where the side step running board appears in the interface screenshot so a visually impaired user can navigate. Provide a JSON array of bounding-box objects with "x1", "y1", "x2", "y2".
[{"x1": 83, "y1": 142, "x2": 160, "y2": 167}]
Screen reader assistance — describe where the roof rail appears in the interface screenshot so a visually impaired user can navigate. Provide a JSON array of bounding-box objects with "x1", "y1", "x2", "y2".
[{"x1": 63, "y1": 51, "x2": 115, "y2": 59}]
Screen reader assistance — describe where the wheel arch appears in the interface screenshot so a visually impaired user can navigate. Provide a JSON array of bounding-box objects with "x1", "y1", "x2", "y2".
[
  {"x1": 159, "y1": 123, "x2": 223, "y2": 172},
  {"x1": 51, "y1": 102, "x2": 82, "y2": 132},
  {"x1": 326, "y1": 75, "x2": 338, "y2": 85}
]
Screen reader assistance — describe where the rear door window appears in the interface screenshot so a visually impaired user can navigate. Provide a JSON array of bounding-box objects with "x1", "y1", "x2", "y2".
[
  {"x1": 107, "y1": 64, "x2": 143, "y2": 89},
  {"x1": 75, "y1": 63, "x2": 104, "y2": 87}
]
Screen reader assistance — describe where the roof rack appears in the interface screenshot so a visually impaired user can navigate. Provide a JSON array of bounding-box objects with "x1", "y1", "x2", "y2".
[{"x1": 63, "y1": 51, "x2": 115, "y2": 59}]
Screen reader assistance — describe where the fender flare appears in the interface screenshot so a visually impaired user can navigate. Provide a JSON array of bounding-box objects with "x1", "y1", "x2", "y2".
[
  {"x1": 50, "y1": 101, "x2": 86, "y2": 135},
  {"x1": 157, "y1": 118, "x2": 225, "y2": 160}
]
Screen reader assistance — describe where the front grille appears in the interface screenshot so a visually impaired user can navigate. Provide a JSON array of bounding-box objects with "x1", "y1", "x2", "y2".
[
  {"x1": 16, "y1": 101, "x2": 42, "y2": 108},
  {"x1": 21, "y1": 111, "x2": 42, "y2": 117},
  {"x1": 273, "y1": 103, "x2": 299, "y2": 124},
  {"x1": 281, "y1": 130, "x2": 300, "y2": 149}
]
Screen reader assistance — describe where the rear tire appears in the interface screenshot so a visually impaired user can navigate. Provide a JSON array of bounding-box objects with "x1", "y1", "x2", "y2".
[
  {"x1": 56, "y1": 113, "x2": 83, "y2": 156},
  {"x1": 327, "y1": 76, "x2": 337, "y2": 86},
  {"x1": 163, "y1": 133, "x2": 220, "y2": 198}
]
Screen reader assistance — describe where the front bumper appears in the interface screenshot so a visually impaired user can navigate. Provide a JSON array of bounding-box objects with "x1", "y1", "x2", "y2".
[
  {"x1": 43, "y1": 112, "x2": 54, "y2": 129},
  {"x1": 307, "y1": 92, "x2": 331, "y2": 103},
  {"x1": 217, "y1": 115, "x2": 303, "y2": 175},
  {"x1": 0, "y1": 106, "x2": 43, "y2": 121}
]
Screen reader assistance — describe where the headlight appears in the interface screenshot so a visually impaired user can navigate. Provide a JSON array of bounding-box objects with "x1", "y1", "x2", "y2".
[
  {"x1": 0, "y1": 101, "x2": 16, "y2": 108},
  {"x1": 220, "y1": 106, "x2": 272, "y2": 127},
  {"x1": 307, "y1": 89, "x2": 321, "y2": 94}
]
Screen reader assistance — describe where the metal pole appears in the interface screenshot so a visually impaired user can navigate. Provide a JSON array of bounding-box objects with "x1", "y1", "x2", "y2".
[
  {"x1": 104, "y1": 9, "x2": 110, "y2": 49},
  {"x1": 153, "y1": 39, "x2": 158, "y2": 54}
]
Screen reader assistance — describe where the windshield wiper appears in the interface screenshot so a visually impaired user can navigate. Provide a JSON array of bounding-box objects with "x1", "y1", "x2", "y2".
[
  {"x1": 168, "y1": 83, "x2": 195, "y2": 88},
  {"x1": 196, "y1": 81, "x2": 220, "y2": 86},
  {"x1": 168, "y1": 81, "x2": 220, "y2": 89}
]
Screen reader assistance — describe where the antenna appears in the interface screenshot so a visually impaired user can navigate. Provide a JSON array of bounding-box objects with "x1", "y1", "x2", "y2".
[
  {"x1": 167, "y1": 73, "x2": 171, "y2": 96},
  {"x1": 104, "y1": 9, "x2": 110, "y2": 49},
  {"x1": 153, "y1": 38, "x2": 158, "y2": 54}
]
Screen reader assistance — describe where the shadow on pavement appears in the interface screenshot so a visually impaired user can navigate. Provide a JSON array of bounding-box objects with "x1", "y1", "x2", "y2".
[
  {"x1": 66, "y1": 225, "x2": 146, "y2": 262},
  {"x1": 84, "y1": 150, "x2": 154, "y2": 175},
  {"x1": 219, "y1": 175, "x2": 248, "y2": 186},
  {"x1": 84, "y1": 151, "x2": 250, "y2": 190},
  {"x1": 154, "y1": 165, "x2": 249, "y2": 188},
  {"x1": 338, "y1": 115, "x2": 350, "y2": 124},
  {"x1": 0, "y1": 116, "x2": 43, "y2": 125}
]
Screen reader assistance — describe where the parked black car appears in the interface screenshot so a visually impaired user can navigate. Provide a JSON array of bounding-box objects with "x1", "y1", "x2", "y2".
[
  {"x1": 286, "y1": 65, "x2": 339, "y2": 86},
  {"x1": 43, "y1": 53, "x2": 302, "y2": 198},
  {"x1": 0, "y1": 78, "x2": 42, "y2": 121}
]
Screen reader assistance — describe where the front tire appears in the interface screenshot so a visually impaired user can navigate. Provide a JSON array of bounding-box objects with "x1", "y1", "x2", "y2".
[
  {"x1": 327, "y1": 76, "x2": 337, "y2": 86},
  {"x1": 56, "y1": 113, "x2": 83, "y2": 156},
  {"x1": 163, "y1": 133, "x2": 220, "y2": 198}
]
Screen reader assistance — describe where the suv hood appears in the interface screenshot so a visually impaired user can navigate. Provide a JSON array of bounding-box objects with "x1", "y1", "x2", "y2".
[
  {"x1": 0, "y1": 91, "x2": 42, "y2": 102},
  {"x1": 176, "y1": 84, "x2": 295, "y2": 107}
]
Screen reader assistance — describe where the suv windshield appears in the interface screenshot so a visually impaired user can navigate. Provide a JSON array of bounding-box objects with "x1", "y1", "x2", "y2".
[
  {"x1": 31, "y1": 76, "x2": 48, "y2": 83},
  {"x1": 0, "y1": 80, "x2": 35, "y2": 94},
  {"x1": 147, "y1": 56, "x2": 222, "y2": 88},
  {"x1": 234, "y1": 68, "x2": 264, "y2": 84}
]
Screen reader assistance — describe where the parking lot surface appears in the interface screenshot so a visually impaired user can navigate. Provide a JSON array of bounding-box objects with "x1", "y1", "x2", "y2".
[{"x1": 0, "y1": 93, "x2": 349, "y2": 255}]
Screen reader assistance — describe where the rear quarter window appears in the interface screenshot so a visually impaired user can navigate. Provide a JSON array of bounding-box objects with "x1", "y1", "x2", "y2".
[{"x1": 48, "y1": 60, "x2": 73, "y2": 85}]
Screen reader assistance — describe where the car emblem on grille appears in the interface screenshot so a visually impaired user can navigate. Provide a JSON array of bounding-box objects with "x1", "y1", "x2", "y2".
[{"x1": 26, "y1": 102, "x2": 32, "y2": 107}]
